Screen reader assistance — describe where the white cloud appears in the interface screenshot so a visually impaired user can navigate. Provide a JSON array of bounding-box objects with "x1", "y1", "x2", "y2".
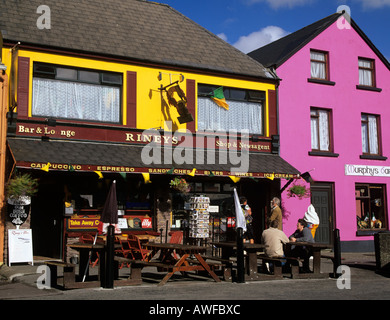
[
  {"x1": 245, "y1": 0, "x2": 314, "y2": 9},
  {"x1": 233, "y1": 26, "x2": 290, "y2": 53},
  {"x1": 217, "y1": 33, "x2": 228, "y2": 42},
  {"x1": 355, "y1": 0, "x2": 390, "y2": 9}
]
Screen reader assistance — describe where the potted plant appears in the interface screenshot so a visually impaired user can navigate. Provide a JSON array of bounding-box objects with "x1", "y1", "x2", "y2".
[
  {"x1": 169, "y1": 177, "x2": 191, "y2": 194},
  {"x1": 287, "y1": 182, "x2": 310, "y2": 200},
  {"x1": 5, "y1": 173, "x2": 38, "y2": 227}
]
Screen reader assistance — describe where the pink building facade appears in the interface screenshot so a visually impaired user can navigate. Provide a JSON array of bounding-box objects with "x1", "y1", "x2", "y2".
[{"x1": 250, "y1": 13, "x2": 390, "y2": 251}]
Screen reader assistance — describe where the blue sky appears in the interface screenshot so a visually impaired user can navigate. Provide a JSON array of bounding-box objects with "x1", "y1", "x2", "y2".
[{"x1": 152, "y1": 0, "x2": 390, "y2": 61}]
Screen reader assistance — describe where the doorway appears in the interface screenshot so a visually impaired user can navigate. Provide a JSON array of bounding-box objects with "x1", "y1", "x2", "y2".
[
  {"x1": 310, "y1": 183, "x2": 334, "y2": 244},
  {"x1": 31, "y1": 177, "x2": 64, "y2": 259}
]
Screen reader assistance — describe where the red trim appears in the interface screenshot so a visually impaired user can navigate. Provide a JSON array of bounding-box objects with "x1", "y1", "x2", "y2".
[
  {"x1": 268, "y1": 89, "x2": 278, "y2": 136},
  {"x1": 17, "y1": 57, "x2": 30, "y2": 119},
  {"x1": 126, "y1": 71, "x2": 137, "y2": 128},
  {"x1": 186, "y1": 79, "x2": 196, "y2": 132}
]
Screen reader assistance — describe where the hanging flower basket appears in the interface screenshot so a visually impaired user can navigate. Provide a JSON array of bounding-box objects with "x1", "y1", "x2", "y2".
[
  {"x1": 170, "y1": 177, "x2": 191, "y2": 194},
  {"x1": 287, "y1": 183, "x2": 310, "y2": 200}
]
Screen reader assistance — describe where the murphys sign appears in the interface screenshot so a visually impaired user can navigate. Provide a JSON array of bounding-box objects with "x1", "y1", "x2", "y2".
[{"x1": 345, "y1": 164, "x2": 390, "y2": 177}]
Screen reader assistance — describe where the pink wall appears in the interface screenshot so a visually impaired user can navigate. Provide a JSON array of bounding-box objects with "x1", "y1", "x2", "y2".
[{"x1": 277, "y1": 20, "x2": 390, "y2": 245}]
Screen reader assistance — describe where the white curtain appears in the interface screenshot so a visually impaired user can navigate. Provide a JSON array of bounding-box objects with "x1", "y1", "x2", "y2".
[
  {"x1": 310, "y1": 51, "x2": 326, "y2": 79},
  {"x1": 362, "y1": 115, "x2": 378, "y2": 154},
  {"x1": 197, "y1": 97, "x2": 262, "y2": 134},
  {"x1": 359, "y1": 59, "x2": 373, "y2": 86},
  {"x1": 32, "y1": 78, "x2": 120, "y2": 123},
  {"x1": 311, "y1": 109, "x2": 329, "y2": 151}
]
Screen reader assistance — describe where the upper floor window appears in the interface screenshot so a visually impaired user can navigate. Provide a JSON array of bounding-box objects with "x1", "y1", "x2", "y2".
[
  {"x1": 310, "y1": 108, "x2": 332, "y2": 152},
  {"x1": 310, "y1": 50, "x2": 329, "y2": 80},
  {"x1": 32, "y1": 63, "x2": 122, "y2": 123},
  {"x1": 361, "y1": 113, "x2": 380, "y2": 155},
  {"x1": 197, "y1": 85, "x2": 265, "y2": 135},
  {"x1": 358, "y1": 58, "x2": 375, "y2": 87}
]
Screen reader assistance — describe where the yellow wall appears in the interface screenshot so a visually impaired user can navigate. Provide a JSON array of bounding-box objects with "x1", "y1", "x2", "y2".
[{"x1": 2, "y1": 48, "x2": 276, "y2": 136}]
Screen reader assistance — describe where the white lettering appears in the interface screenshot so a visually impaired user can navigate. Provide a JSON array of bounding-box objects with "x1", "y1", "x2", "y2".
[{"x1": 36, "y1": 5, "x2": 51, "y2": 30}]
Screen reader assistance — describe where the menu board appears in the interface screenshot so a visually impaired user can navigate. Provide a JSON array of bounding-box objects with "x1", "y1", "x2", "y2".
[{"x1": 8, "y1": 229, "x2": 33, "y2": 266}]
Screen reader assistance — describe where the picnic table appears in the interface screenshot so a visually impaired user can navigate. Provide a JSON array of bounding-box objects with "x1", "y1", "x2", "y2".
[
  {"x1": 211, "y1": 241, "x2": 266, "y2": 280},
  {"x1": 62, "y1": 242, "x2": 141, "y2": 289},
  {"x1": 285, "y1": 241, "x2": 332, "y2": 278},
  {"x1": 142, "y1": 242, "x2": 221, "y2": 286}
]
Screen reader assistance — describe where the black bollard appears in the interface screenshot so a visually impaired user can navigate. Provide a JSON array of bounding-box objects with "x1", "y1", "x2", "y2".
[
  {"x1": 333, "y1": 228, "x2": 342, "y2": 278},
  {"x1": 105, "y1": 225, "x2": 115, "y2": 288},
  {"x1": 236, "y1": 227, "x2": 245, "y2": 283}
]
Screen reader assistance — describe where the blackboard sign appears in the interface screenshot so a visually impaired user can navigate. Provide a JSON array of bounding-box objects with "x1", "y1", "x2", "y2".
[{"x1": 8, "y1": 229, "x2": 33, "y2": 266}]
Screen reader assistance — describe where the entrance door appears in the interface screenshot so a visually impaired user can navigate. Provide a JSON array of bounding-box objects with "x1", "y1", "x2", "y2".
[
  {"x1": 31, "y1": 178, "x2": 63, "y2": 259},
  {"x1": 311, "y1": 183, "x2": 334, "y2": 244}
]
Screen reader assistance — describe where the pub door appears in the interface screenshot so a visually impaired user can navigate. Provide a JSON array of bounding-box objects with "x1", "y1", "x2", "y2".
[
  {"x1": 31, "y1": 178, "x2": 64, "y2": 259},
  {"x1": 310, "y1": 183, "x2": 334, "y2": 244}
]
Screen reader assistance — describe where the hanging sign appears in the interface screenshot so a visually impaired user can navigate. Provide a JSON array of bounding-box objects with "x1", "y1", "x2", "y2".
[
  {"x1": 7, "y1": 196, "x2": 31, "y2": 227},
  {"x1": 8, "y1": 229, "x2": 33, "y2": 266},
  {"x1": 67, "y1": 217, "x2": 101, "y2": 230}
]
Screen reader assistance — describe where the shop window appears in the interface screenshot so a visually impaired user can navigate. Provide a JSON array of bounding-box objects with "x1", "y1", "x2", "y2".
[
  {"x1": 310, "y1": 50, "x2": 329, "y2": 80},
  {"x1": 361, "y1": 114, "x2": 380, "y2": 156},
  {"x1": 197, "y1": 84, "x2": 265, "y2": 135},
  {"x1": 32, "y1": 62, "x2": 122, "y2": 123},
  {"x1": 310, "y1": 108, "x2": 332, "y2": 152},
  {"x1": 170, "y1": 182, "x2": 235, "y2": 242},
  {"x1": 356, "y1": 184, "x2": 387, "y2": 231}
]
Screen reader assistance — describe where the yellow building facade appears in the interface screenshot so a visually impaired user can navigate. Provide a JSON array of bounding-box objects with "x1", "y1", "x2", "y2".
[{"x1": 0, "y1": 0, "x2": 299, "y2": 262}]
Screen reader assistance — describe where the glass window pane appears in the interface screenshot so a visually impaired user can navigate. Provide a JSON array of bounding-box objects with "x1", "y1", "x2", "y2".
[
  {"x1": 101, "y1": 73, "x2": 122, "y2": 85},
  {"x1": 79, "y1": 70, "x2": 100, "y2": 83},
  {"x1": 197, "y1": 97, "x2": 262, "y2": 134},
  {"x1": 56, "y1": 68, "x2": 77, "y2": 80},
  {"x1": 228, "y1": 89, "x2": 246, "y2": 101},
  {"x1": 32, "y1": 78, "x2": 120, "y2": 123},
  {"x1": 311, "y1": 51, "x2": 325, "y2": 61},
  {"x1": 311, "y1": 117, "x2": 319, "y2": 150}
]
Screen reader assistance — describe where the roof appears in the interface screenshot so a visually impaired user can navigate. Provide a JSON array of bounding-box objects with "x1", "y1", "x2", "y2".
[
  {"x1": 8, "y1": 137, "x2": 300, "y2": 177},
  {"x1": 0, "y1": 0, "x2": 275, "y2": 80},
  {"x1": 248, "y1": 12, "x2": 390, "y2": 71}
]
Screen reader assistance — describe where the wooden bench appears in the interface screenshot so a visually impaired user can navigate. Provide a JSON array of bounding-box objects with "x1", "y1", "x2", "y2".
[
  {"x1": 257, "y1": 255, "x2": 284, "y2": 279},
  {"x1": 113, "y1": 256, "x2": 174, "y2": 281},
  {"x1": 201, "y1": 255, "x2": 234, "y2": 281},
  {"x1": 45, "y1": 261, "x2": 76, "y2": 289},
  {"x1": 257, "y1": 254, "x2": 308, "y2": 279}
]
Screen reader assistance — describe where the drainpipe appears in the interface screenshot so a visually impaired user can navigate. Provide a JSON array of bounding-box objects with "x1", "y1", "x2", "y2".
[{"x1": 0, "y1": 62, "x2": 8, "y2": 265}]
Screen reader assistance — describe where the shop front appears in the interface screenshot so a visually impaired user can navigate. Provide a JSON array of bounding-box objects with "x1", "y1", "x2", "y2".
[{"x1": 6, "y1": 129, "x2": 300, "y2": 261}]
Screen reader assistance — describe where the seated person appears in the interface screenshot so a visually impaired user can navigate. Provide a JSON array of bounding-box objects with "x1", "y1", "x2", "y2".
[
  {"x1": 289, "y1": 219, "x2": 314, "y2": 273},
  {"x1": 261, "y1": 220, "x2": 289, "y2": 273},
  {"x1": 262, "y1": 219, "x2": 289, "y2": 257}
]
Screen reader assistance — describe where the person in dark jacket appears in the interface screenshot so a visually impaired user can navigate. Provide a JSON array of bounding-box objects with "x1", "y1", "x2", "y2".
[{"x1": 289, "y1": 219, "x2": 314, "y2": 272}]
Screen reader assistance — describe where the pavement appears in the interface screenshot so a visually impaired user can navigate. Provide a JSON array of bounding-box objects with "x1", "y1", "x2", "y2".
[{"x1": 0, "y1": 251, "x2": 389, "y2": 303}]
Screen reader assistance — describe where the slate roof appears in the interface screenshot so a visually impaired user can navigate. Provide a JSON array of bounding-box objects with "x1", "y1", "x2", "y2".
[
  {"x1": 248, "y1": 12, "x2": 390, "y2": 70},
  {"x1": 0, "y1": 0, "x2": 275, "y2": 80},
  {"x1": 8, "y1": 137, "x2": 300, "y2": 176}
]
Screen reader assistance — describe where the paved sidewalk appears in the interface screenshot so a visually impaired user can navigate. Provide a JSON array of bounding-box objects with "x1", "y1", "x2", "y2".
[{"x1": 0, "y1": 251, "x2": 388, "y2": 300}]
